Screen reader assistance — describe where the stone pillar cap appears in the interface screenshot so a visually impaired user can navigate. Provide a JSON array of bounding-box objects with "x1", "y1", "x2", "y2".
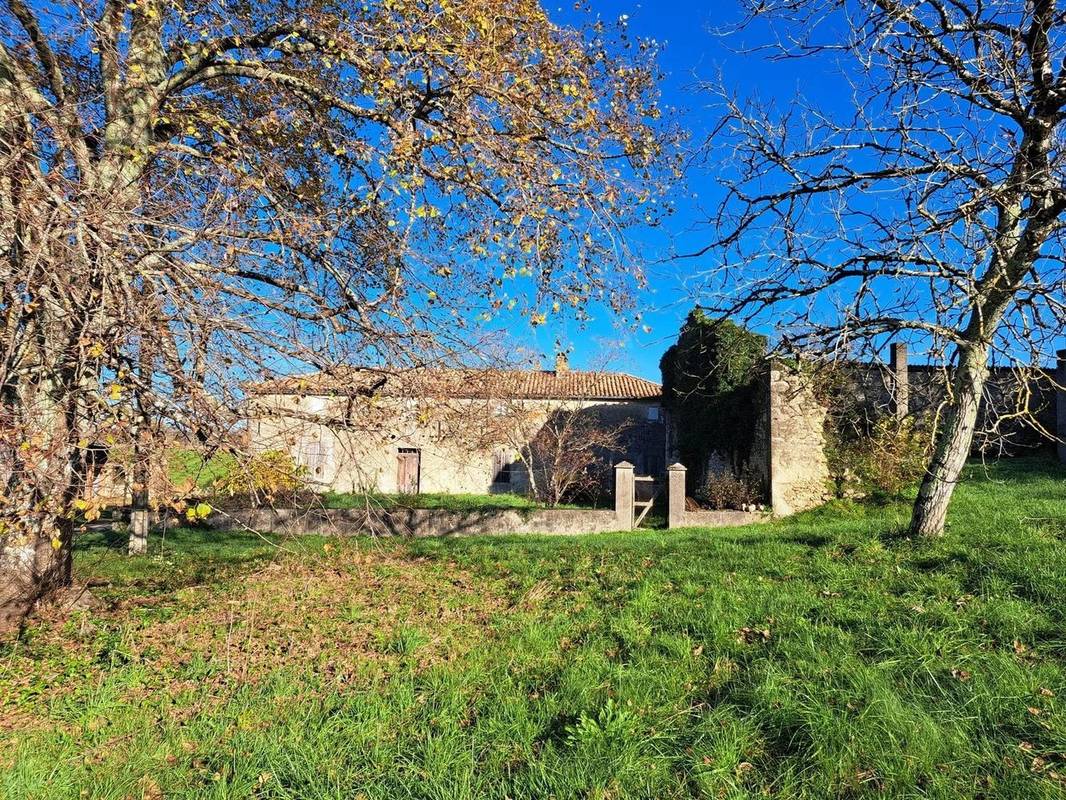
[
  {"x1": 614, "y1": 461, "x2": 635, "y2": 469},
  {"x1": 667, "y1": 462, "x2": 687, "y2": 471}
]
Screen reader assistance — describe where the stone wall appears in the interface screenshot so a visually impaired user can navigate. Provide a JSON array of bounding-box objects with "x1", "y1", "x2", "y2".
[
  {"x1": 681, "y1": 510, "x2": 769, "y2": 528},
  {"x1": 206, "y1": 506, "x2": 622, "y2": 538},
  {"x1": 666, "y1": 365, "x2": 830, "y2": 519},
  {"x1": 764, "y1": 363, "x2": 831, "y2": 516},
  {"x1": 248, "y1": 394, "x2": 666, "y2": 496},
  {"x1": 844, "y1": 352, "x2": 1059, "y2": 455}
]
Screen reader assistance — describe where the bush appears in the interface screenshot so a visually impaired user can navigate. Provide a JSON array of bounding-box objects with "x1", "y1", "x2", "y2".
[
  {"x1": 211, "y1": 450, "x2": 307, "y2": 503},
  {"x1": 829, "y1": 416, "x2": 930, "y2": 499},
  {"x1": 694, "y1": 469, "x2": 764, "y2": 510}
]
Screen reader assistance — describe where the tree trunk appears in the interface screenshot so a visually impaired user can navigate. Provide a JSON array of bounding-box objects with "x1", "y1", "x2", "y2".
[
  {"x1": 0, "y1": 518, "x2": 74, "y2": 633},
  {"x1": 128, "y1": 313, "x2": 156, "y2": 556},
  {"x1": 909, "y1": 343, "x2": 990, "y2": 537}
]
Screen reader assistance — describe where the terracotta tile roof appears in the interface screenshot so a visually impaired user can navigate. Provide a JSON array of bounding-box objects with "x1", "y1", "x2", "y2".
[{"x1": 249, "y1": 367, "x2": 661, "y2": 401}]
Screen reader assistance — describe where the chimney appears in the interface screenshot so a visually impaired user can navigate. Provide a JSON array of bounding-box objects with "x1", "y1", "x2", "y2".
[
  {"x1": 890, "y1": 342, "x2": 909, "y2": 420},
  {"x1": 554, "y1": 352, "x2": 569, "y2": 373}
]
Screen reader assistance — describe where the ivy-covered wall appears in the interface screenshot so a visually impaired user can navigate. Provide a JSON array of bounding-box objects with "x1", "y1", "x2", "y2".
[{"x1": 659, "y1": 309, "x2": 767, "y2": 491}]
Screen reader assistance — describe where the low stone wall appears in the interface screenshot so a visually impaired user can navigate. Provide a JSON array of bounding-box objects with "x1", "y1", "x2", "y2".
[
  {"x1": 675, "y1": 510, "x2": 768, "y2": 528},
  {"x1": 664, "y1": 464, "x2": 770, "y2": 529},
  {"x1": 205, "y1": 506, "x2": 622, "y2": 538}
]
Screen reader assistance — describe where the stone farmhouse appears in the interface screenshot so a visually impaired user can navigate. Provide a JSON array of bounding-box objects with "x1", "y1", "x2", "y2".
[
  {"x1": 247, "y1": 345, "x2": 1066, "y2": 518},
  {"x1": 246, "y1": 355, "x2": 668, "y2": 498}
]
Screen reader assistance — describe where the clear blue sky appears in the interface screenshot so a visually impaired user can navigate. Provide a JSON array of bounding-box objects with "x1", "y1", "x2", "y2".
[{"x1": 519, "y1": 1, "x2": 853, "y2": 381}]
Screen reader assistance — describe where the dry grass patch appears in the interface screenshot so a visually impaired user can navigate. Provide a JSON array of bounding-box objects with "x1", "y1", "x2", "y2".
[
  {"x1": 0, "y1": 543, "x2": 506, "y2": 731},
  {"x1": 136, "y1": 550, "x2": 505, "y2": 680}
]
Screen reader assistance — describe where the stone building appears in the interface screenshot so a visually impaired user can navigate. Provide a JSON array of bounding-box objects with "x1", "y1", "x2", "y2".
[
  {"x1": 667, "y1": 345, "x2": 1066, "y2": 518},
  {"x1": 247, "y1": 345, "x2": 1064, "y2": 517},
  {"x1": 246, "y1": 357, "x2": 667, "y2": 497}
]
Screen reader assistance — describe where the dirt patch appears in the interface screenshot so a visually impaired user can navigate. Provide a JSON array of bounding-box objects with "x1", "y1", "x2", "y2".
[{"x1": 0, "y1": 546, "x2": 505, "y2": 731}]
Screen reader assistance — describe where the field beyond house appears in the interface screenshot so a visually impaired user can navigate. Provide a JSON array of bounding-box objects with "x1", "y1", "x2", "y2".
[{"x1": 2, "y1": 459, "x2": 1064, "y2": 799}]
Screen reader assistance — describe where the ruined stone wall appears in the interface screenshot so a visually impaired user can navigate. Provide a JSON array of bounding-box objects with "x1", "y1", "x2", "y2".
[
  {"x1": 765, "y1": 363, "x2": 831, "y2": 516},
  {"x1": 842, "y1": 359, "x2": 1059, "y2": 455}
]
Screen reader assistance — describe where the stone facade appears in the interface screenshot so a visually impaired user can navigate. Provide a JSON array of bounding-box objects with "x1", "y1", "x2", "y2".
[{"x1": 247, "y1": 369, "x2": 668, "y2": 497}]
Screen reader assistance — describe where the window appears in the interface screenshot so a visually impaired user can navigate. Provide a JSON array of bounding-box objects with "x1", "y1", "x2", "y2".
[
  {"x1": 647, "y1": 406, "x2": 661, "y2": 422},
  {"x1": 298, "y1": 439, "x2": 330, "y2": 477}
]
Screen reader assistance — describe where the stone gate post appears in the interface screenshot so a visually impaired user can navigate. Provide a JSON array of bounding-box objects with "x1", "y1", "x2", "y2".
[
  {"x1": 667, "y1": 463, "x2": 687, "y2": 529},
  {"x1": 1057, "y1": 349, "x2": 1066, "y2": 465},
  {"x1": 890, "y1": 341, "x2": 909, "y2": 421},
  {"x1": 614, "y1": 461, "x2": 635, "y2": 530}
]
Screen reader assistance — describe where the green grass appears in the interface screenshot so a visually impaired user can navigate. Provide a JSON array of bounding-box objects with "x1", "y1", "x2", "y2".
[
  {"x1": 70, "y1": 527, "x2": 300, "y2": 603},
  {"x1": 2, "y1": 457, "x2": 1064, "y2": 799},
  {"x1": 168, "y1": 448, "x2": 238, "y2": 490},
  {"x1": 320, "y1": 490, "x2": 592, "y2": 512}
]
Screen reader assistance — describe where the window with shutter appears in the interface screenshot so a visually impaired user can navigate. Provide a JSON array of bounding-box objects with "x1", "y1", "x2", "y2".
[{"x1": 298, "y1": 439, "x2": 329, "y2": 477}]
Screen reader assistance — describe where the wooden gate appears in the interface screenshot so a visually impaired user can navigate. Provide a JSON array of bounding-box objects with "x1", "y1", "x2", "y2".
[
  {"x1": 397, "y1": 448, "x2": 421, "y2": 494},
  {"x1": 633, "y1": 475, "x2": 662, "y2": 528}
]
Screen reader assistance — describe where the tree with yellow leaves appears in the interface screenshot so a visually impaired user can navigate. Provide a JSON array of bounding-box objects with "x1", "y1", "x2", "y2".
[{"x1": 0, "y1": 0, "x2": 674, "y2": 630}]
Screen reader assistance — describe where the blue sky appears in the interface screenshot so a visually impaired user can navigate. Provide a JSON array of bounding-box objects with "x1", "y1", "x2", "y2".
[{"x1": 520, "y1": 1, "x2": 852, "y2": 381}]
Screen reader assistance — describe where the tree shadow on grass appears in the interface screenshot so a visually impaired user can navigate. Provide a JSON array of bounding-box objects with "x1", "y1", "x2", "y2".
[{"x1": 74, "y1": 526, "x2": 127, "y2": 551}]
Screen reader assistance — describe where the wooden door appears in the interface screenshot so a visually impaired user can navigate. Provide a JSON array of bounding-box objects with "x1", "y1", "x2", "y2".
[{"x1": 397, "y1": 448, "x2": 421, "y2": 494}]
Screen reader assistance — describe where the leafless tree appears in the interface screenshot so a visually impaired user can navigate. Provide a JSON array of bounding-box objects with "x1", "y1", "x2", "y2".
[
  {"x1": 519, "y1": 405, "x2": 631, "y2": 506},
  {"x1": 693, "y1": 0, "x2": 1066, "y2": 536},
  {"x1": 0, "y1": 0, "x2": 673, "y2": 630}
]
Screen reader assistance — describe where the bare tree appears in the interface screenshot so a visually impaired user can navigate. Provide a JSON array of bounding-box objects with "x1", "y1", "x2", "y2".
[
  {"x1": 519, "y1": 405, "x2": 631, "y2": 506},
  {"x1": 0, "y1": 0, "x2": 673, "y2": 630},
  {"x1": 694, "y1": 0, "x2": 1066, "y2": 536}
]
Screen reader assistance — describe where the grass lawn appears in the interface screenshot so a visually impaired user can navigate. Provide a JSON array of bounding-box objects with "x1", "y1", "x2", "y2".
[
  {"x1": 169, "y1": 449, "x2": 240, "y2": 491},
  {"x1": 1, "y1": 458, "x2": 1064, "y2": 799}
]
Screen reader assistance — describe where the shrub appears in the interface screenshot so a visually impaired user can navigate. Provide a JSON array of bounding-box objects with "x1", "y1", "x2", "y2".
[
  {"x1": 211, "y1": 450, "x2": 307, "y2": 503},
  {"x1": 829, "y1": 416, "x2": 930, "y2": 498},
  {"x1": 695, "y1": 469, "x2": 764, "y2": 510}
]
